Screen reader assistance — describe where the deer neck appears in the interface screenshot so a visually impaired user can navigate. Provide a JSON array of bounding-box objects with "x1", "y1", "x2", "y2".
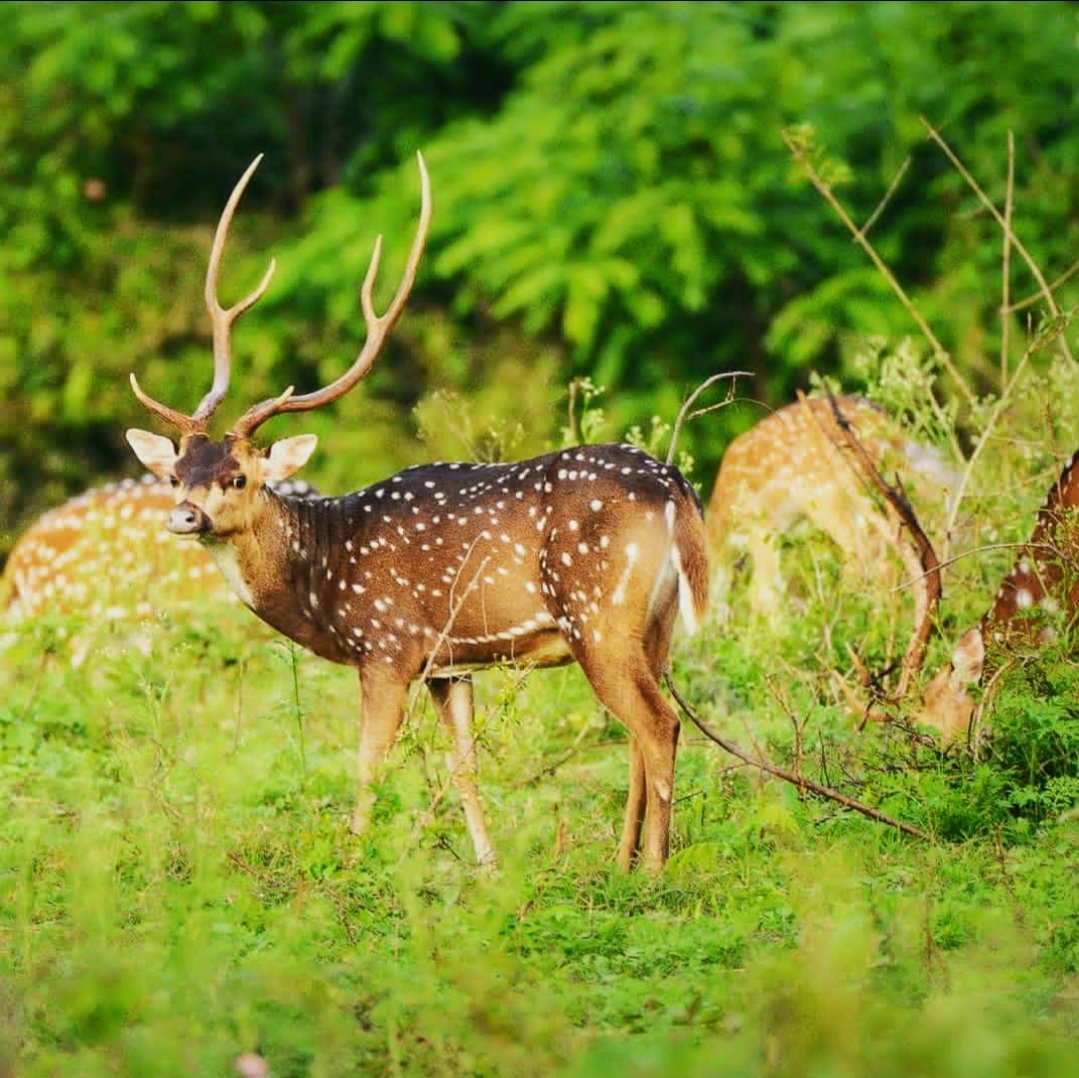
[{"x1": 202, "y1": 490, "x2": 360, "y2": 658}]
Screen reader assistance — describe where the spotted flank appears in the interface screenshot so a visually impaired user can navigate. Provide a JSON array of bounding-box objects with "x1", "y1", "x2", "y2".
[
  {"x1": 707, "y1": 395, "x2": 958, "y2": 623},
  {"x1": 981, "y1": 446, "x2": 1079, "y2": 643}
]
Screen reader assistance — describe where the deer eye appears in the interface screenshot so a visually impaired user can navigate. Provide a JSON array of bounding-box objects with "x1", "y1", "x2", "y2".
[
  {"x1": 169, "y1": 476, "x2": 179, "y2": 488},
  {"x1": 231, "y1": 475, "x2": 247, "y2": 490}
]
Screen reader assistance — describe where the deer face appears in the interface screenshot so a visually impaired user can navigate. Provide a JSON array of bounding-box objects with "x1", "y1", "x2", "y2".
[
  {"x1": 125, "y1": 429, "x2": 317, "y2": 540},
  {"x1": 911, "y1": 626, "x2": 984, "y2": 741}
]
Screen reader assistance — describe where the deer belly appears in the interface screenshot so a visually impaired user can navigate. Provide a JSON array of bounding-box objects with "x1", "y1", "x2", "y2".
[{"x1": 426, "y1": 623, "x2": 573, "y2": 676}]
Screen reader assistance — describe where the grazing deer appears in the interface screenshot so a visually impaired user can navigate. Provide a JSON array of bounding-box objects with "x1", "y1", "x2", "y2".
[
  {"x1": 707, "y1": 395, "x2": 958, "y2": 624},
  {"x1": 124, "y1": 154, "x2": 709, "y2": 871},
  {"x1": 913, "y1": 447, "x2": 1079, "y2": 741},
  {"x1": 2, "y1": 474, "x2": 316, "y2": 663},
  {"x1": 3, "y1": 475, "x2": 318, "y2": 620}
]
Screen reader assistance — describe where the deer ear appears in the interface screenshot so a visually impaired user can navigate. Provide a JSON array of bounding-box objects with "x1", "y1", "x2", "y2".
[
  {"x1": 126, "y1": 429, "x2": 178, "y2": 477},
  {"x1": 263, "y1": 434, "x2": 318, "y2": 482},
  {"x1": 951, "y1": 627, "x2": 985, "y2": 685}
]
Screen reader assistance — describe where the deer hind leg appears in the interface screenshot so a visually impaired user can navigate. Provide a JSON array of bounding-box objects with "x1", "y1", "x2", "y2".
[
  {"x1": 618, "y1": 738, "x2": 647, "y2": 872},
  {"x1": 612, "y1": 588, "x2": 681, "y2": 869},
  {"x1": 745, "y1": 532, "x2": 784, "y2": 623},
  {"x1": 584, "y1": 653, "x2": 681, "y2": 873},
  {"x1": 427, "y1": 675, "x2": 497, "y2": 870},
  {"x1": 573, "y1": 582, "x2": 680, "y2": 872},
  {"x1": 352, "y1": 666, "x2": 409, "y2": 836}
]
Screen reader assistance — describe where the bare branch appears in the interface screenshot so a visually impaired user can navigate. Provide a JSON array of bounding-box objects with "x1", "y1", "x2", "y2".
[
  {"x1": 783, "y1": 130, "x2": 974, "y2": 407},
  {"x1": 665, "y1": 370, "x2": 752, "y2": 465},
  {"x1": 821, "y1": 390, "x2": 943, "y2": 693},
  {"x1": 1000, "y1": 131, "x2": 1015, "y2": 391},
  {"x1": 1006, "y1": 258, "x2": 1079, "y2": 314},
  {"x1": 855, "y1": 155, "x2": 911, "y2": 242},
  {"x1": 664, "y1": 673, "x2": 932, "y2": 842}
]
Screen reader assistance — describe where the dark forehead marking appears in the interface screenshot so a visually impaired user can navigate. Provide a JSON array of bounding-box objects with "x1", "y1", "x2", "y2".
[{"x1": 176, "y1": 435, "x2": 241, "y2": 486}]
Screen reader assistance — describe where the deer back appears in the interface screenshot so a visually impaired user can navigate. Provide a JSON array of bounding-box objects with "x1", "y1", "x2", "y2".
[{"x1": 707, "y1": 396, "x2": 957, "y2": 623}]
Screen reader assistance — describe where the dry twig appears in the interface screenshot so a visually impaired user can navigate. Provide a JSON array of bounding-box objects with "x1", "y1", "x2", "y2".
[
  {"x1": 783, "y1": 129, "x2": 974, "y2": 411},
  {"x1": 1000, "y1": 130, "x2": 1015, "y2": 390},
  {"x1": 922, "y1": 119, "x2": 1074, "y2": 364},
  {"x1": 665, "y1": 370, "x2": 752, "y2": 465},
  {"x1": 822, "y1": 390, "x2": 943, "y2": 694},
  {"x1": 664, "y1": 673, "x2": 931, "y2": 842}
]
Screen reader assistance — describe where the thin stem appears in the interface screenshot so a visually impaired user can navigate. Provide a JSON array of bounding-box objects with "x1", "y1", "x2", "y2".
[
  {"x1": 783, "y1": 131, "x2": 974, "y2": 408},
  {"x1": 945, "y1": 336, "x2": 1037, "y2": 544},
  {"x1": 1000, "y1": 131, "x2": 1015, "y2": 391},
  {"x1": 922, "y1": 118, "x2": 1074, "y2": 363},
  {"x1": 856, "y1": 155, "x2": 911, "y2": 241},
  {"x1": 289, "y1": 641, "x2": 307, "y2": 781},
  {"x1": 1006, "y1": 258, "x2": 1079, "y2": 314}
]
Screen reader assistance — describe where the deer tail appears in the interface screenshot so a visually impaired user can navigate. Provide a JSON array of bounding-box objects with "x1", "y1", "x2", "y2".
[{"x1": 667, "y1": 496, "x2": 710, "y2": 635}]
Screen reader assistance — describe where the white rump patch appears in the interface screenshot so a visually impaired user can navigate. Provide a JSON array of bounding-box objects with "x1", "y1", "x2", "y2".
[{"x1": 670, "y1": 540, "x2": 700, "y2": 635}]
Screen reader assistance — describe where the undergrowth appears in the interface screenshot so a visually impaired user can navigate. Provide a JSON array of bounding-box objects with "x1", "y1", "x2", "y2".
[{"x1": 2, "y1": 552, "x2": 1078, "y2": 1078}]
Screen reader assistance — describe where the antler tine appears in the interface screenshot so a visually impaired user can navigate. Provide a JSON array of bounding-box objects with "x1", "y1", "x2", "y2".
[
  {"x1": 130, "y1": 155, "x2": 274, "y2": 435},
  {"x1": 232, "y1": 151, "x2": 431, "y2": 439},
  {"x1": 192, "y1": 154, "x2": 277, "y2": 424},
  {"x1": 128, "y1": 372, "x2": 203, "y2": 436}
]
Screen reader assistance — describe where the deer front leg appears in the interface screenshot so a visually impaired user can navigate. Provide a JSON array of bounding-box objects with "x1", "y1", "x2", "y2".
[
  {"x1": 351, "y1": 666, "x2": 409, "y2": 836},
  {"x1": 427, "y1": 675, "x2": 497, "y2": 870}
]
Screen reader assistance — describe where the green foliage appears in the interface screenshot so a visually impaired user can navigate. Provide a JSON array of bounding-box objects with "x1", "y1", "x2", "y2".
[
  {"x1": 3, "y1": 14, "x2": 1079, "y2": 1064},
  {"x1": 4, "y1": 603, "x2": 1079, "y2": 1075},
  {"x1": 988, "y1": 647, "x2": 1079, "y2": 822},
  {"x1": 3, "y1": 1, "x2": 1077, "y2": 551}
]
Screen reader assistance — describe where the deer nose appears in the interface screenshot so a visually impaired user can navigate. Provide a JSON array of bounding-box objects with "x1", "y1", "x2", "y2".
[{"x1": 167, "y1": 503, "x2": 210, "y2": 535}]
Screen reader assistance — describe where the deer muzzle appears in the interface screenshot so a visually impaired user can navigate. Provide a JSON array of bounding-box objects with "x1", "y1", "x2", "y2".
[{"x1": 167, "y1": 502, "x2": 211, "y2": 536}]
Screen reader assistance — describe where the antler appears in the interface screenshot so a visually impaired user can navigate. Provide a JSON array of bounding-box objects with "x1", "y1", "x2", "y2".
[
  {"x1": 231, "y1": 151, "x2": 432, "y2": 440},
  {"x1": 130, "y1": 154, "x2": 276, "y2": 435}
]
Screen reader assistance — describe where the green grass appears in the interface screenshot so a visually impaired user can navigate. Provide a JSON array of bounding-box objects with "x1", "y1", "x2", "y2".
[{"x1": 2, "y1": 597, "x2": 1078, "y2": 1078}]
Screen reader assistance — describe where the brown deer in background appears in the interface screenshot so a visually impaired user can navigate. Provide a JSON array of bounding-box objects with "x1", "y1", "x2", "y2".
[
  {"x1": 914, "y1": 447, "x2": 1079, "y2": 741},
  {"x1": 124, "y1": 154, "x2": 709, "y2": 872},
  {"x1": 2, "y1": 475, "x2": 316, "y2": 663},
  {"x1": 3, "y1": 475, "x2": 318, "y2": 622},
  {"x1": 707, "y1": 395, "x2": 957, "y2": 625},
  {"x1": 3, "y1": 476, "x2": 225, "y2": 623}
]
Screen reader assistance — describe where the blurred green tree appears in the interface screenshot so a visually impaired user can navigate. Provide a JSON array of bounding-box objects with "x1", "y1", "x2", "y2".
[{"x1": 1, "y1": 1, "x2": 1075, "y2": 555}]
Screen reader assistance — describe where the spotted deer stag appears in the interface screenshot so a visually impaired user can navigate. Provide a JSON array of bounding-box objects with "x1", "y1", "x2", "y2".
[
  {"x1": 124, "y1": 154, "x2": 709, "y2": 872},
  {"x1": 914, "y1": 447, "x2": 1079, "y2": 741}
]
